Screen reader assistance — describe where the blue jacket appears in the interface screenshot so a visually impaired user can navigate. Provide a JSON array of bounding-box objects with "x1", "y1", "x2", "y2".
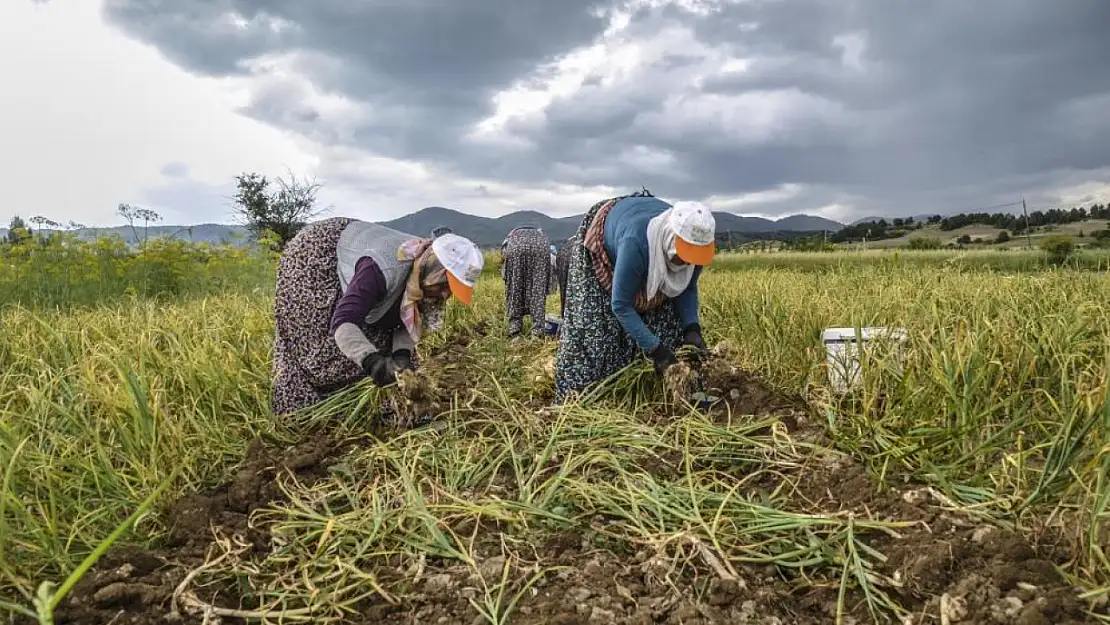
[{"x1": 603, "y1": 196, "x2": 702, "y2": 352}]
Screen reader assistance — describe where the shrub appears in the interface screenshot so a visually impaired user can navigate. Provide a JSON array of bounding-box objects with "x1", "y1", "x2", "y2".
[
  {"x1": 1039, "y1": 235, "x2": 1075, "y2": 266},
  {"x1": 995, "y1": 231, "x2": 1011, "y2": 244},
  {"x1": 907, "y1": 236, "x2": 942, "y2": 250},
  {"x1": 0, "y1": 232, "x2": 276, "y2": 309}
]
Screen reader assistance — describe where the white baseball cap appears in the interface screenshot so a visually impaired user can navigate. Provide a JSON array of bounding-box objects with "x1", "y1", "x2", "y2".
[
  {"x1": 669, "y1": 201, "x2": 717, "y2": 265},
  {"x1": 431, "y1": 233, "x2": 484, "y2": 305}
]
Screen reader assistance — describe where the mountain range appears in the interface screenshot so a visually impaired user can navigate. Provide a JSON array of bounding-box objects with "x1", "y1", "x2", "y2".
[
  {"x1": 1, "y1": 207, "x2": 844, "y2": 248},
  {"x1": 382, "y1": 207, "x2": 842, "y2": 247}
]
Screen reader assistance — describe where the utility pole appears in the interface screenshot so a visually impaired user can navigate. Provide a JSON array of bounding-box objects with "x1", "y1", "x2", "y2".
[{"x1": 1022, "y1": 197, "x2": 1033, "y2": 250}]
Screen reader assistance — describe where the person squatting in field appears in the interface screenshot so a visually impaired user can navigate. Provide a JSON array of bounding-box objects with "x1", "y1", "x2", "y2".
[
  {"x1": 554, "y1": 191, "x2": 716, "y2": 402},
  {"x1": 271, "y1": 218, "x2": 484, "y2": 415},
  {"x1": 500, "y1": 226, "x2": 553, "y2": 338}
]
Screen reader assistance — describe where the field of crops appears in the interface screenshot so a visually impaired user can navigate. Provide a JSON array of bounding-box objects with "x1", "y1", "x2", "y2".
[{"x1": 2, "y1": 242, "x2": 1109, "y2": 624}]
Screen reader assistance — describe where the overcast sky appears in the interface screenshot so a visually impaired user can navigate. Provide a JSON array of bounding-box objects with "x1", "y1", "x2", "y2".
[{"x1": 3, "y1": 0, "x2": 1110, "y2": 227}]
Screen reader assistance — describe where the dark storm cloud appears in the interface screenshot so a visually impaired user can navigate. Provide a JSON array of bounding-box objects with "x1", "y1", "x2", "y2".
[
  {"x1": 497, "y1": 0, "x2": 1110, "y2": 214},
  {"x1": 103, "y1": 0, "x2": 609, "y2": 161},
  {"x1": 104, "y1": 0, "x2": 1110, "y2": 218}
]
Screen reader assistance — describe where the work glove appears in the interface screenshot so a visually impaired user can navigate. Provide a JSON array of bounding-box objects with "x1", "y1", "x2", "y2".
[
  {"x1": 679, "y1": 324, "x2": 708, "y2": 362},
  {"x1": 361, "y1": 352, "x2": 397, "y2": 387},
  {"x1": 392, "y1": 349, "x2": 415, "y2": 372},
  {"x1": 649, "y1": 343, "x2": 679, "y2": 374}
]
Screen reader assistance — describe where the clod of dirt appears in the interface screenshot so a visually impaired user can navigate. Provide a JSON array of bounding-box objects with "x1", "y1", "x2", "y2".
[
  {"x1": 887, "y1": 528, "x2": 1098, "y2": 625},
  {"x1": 710, "y1": 340, "x2": 739, "y2": 361},
  {"x1": 664, "y1": 361, "x2": 696, "y2": 406},
  {"x1": 390, "y1": 368, "x2": 445, "y2": 426},
  {"x1": 91, "y1": 581, "x2": 163, "y2": 607}
]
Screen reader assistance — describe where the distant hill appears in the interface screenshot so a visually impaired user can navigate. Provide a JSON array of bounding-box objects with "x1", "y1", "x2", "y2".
[
  {"x1": 379, "y1": 207, "x2": 579, "y2": 247},
  {"x1": 381, "y1": 207, "x2": 842, "y2": 247},
  {"x1": 2, "y1": 208, "x2": 842, "y2": 249}
]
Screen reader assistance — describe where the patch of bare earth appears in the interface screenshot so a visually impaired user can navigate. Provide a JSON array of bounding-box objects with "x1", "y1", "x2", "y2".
[{"x1": 29, "y1": 346, "x2": 1106, "y2": 625}]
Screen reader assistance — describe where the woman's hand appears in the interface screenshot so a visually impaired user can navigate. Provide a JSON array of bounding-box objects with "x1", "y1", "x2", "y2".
[
  {"x1": 392, "y1": 349, "x2": 415, "y2": 372},
  {"x1": 361, "y1": 352, "x2": 398, "y2": 386},
  {"x1": 650, "y1": 343, "x2": 679, "y2": 374},
  {"x1": 679, "y1": 324, "x2": 708, "y2": 362}
]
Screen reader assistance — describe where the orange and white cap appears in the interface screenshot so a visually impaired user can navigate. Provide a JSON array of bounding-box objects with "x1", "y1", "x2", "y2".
[
  {"x1": 669, "y1": 201, "x2": 716, "y2": 266},
  {"x1": 431, "y1": 233, "x2": 484, "y2": 305}
]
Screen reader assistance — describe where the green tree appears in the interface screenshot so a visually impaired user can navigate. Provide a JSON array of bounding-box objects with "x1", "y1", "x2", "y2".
[
  {"x1": 233, "y1": 170, "x2": 328, "y2": 250},
  {"x1": 1039, "y1": 235, "x2": 1074, "y2": 266},
  {"x1": 995, "y1": 231, "x2": 1010, "y2": 244},
  {"x1": 907, "y1": 236, "x2": 942, "y2": 250},
  {"x1": 6, "y1": 215, "x2": 31, "y2": 244}
]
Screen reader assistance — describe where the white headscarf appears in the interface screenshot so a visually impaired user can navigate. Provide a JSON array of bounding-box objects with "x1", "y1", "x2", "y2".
[{"x1": 645, "y1": 208, "x2": 696, "y2": 299}]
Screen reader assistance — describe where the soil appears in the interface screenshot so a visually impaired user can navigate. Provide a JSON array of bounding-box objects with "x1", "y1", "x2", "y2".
[
  {"x1": 23, "y1": 345, "x2": 1107, "y2": 625},
  {"x1": 37, "y1": 434, "x2": 346, "y2": 625}
]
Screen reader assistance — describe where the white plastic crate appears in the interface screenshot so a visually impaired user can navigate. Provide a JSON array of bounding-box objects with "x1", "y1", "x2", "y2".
[{"x1": 822, "y1": 327, "x2": 908, "y2": 394}]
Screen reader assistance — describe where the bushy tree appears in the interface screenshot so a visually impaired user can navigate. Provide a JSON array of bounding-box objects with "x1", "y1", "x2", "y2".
[
  {"x1": 6, "y1": 216, "x2": 31, "y2": 244},
  {"x1": 995, "y1": 230, "x2": 1011, "y2": 244},
  {"x1": 907, "y1": 236, "x2": 942, "y2": 250},
  {"x1": 233, "y1": 170, "x2": 329, "y2": 249},
  {"x1": 1040, "y1": 235, "x2": 1075, "y2": 266}
]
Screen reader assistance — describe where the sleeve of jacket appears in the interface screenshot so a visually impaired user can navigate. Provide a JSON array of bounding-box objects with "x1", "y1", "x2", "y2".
[
  {"x1": 330, "y1": 257, "x2": 388, "y2": 367},
  {"x1": 609, "y1": 239, "x2": 661, "y2": 353}
]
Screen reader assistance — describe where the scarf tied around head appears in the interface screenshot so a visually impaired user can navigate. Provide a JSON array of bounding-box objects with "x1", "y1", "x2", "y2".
[
  {"x1": 585, "y1": 200, "x2": 695, "y2": 312},
  {"x1": 645, "y1": 208, "x2": 696, "y2": 300},
  {"x1": 397, "y1": 238, "x2": 449, "y2": 343}
]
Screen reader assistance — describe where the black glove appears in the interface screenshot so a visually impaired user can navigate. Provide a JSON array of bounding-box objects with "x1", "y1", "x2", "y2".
[
  {"x1": 682, "y1": 324, "x2": 707, "y2": 350},
  {"x1": 649, "y1": 343, "x2": 679, "y2": 374},
  {"x1": 361, "y1": 352, "x2": 397, "y2": 387},
  {"x1": 392, "y1": 349, "x2": 415, "y2": 372},
  {"x1": 680, "y1": 324, "x2": 708, "y2": 361}
]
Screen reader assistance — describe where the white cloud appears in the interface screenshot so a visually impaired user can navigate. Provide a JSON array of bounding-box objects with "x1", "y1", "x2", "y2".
[
  {"x1": 0, "y1": 0, "x2": 311, "y2": 226},
  {"x1": 0, "y1": 0, "x2": 708, "y2": 227}
]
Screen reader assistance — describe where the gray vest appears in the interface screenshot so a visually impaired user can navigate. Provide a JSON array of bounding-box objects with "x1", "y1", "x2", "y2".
[{"x1": 336, "y1": 221, "x2": 417, "y2": 325}]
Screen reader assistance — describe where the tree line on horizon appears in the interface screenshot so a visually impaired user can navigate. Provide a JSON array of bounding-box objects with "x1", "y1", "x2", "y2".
[
  {"x1": 7, "y1": 170, "x2": 1110, "y2": 251},
  {"x1": 829, "y1": 204, "x2": 1110, "y2": 244}
]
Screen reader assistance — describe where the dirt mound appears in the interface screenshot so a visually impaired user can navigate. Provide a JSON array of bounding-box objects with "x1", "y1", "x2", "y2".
[
  {"x1": 24, "y1": 345, "x2": 1107, "y2": 625},
  {"x1": 888, "y1": 526, "x2": 1094, "y2": 625},
  {"x1": 784, "y1": 452, "x2": 1101, "y2": 624},
  {"x1": 45, "y1": 434, "x2": 343, "y2": 625},
  {"x1": 349, "y1": 532, "x2": 852, "y2": 625},
  {"x1": 697, "y1": 355, "x2": 810, "y2": 435}
]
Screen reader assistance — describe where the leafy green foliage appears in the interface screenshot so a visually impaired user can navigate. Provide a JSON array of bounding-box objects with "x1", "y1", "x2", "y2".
[
  {"x1": 907, "y1": 236, "x2": 942, "y2": 250},
  {"x1": 0, "y1": 230, "x2": 277, "y2": 309},
  {"x1": 6, "y1": 216, "x2": 30, "y2": 245},
  {"x1": 1039, "y1": 235, "x2": 1075, "y2": 266},
  {"x1": 233, "y1": 170, "x2": 328, "y2": 250}
]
